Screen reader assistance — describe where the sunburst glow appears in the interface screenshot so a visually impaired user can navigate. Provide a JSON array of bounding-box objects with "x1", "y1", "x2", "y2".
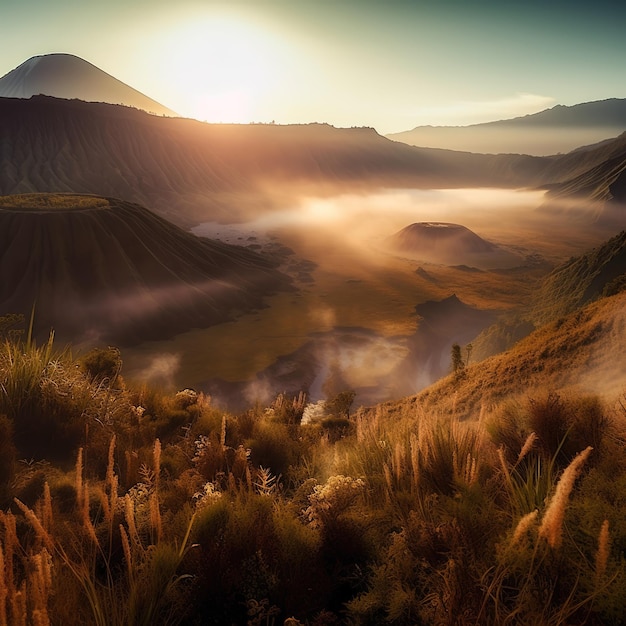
[{"x1": 157, "y1": 14, "x2": 289, "y2": 123}]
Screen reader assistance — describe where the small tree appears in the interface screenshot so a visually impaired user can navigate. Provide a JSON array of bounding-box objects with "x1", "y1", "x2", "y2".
[
  {"x1": 325, "y1": 390, "x2": 356, "y2": 419},
  {"x1": 451, "y1": 343, "x2": 465, "y2": 377}
]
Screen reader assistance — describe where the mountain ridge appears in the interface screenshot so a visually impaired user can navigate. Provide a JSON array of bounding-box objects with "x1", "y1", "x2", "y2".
[
  {"x1": 0, "y1": 95, "x2": 547, "y2": 227},
  {"x1": 388, "y1": 99, "x2": 626, "y2": 156}
]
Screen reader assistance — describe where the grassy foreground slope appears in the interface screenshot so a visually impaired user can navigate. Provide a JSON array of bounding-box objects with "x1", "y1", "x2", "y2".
[{"x1": 1, "y1": 276, "x2": 626, "y2": 624}]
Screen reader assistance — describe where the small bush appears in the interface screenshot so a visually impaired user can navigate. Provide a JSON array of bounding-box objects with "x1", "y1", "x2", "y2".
[
  {"x1": 79, "y1": 346, "x2": 122, "y2": 387},
  {"x1": 247, "y1": 421, "x2": 300, "y2": 478}
]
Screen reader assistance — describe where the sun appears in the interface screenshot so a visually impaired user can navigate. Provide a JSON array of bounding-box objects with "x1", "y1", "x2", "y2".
[{"x1": 158, "y1": 13, "x2": 288, "y2": 123}]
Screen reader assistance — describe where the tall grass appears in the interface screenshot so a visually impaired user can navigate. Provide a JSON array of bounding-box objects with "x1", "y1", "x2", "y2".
[{"x1": 1, "y1": 326, "x2": 625, "y2": 624}]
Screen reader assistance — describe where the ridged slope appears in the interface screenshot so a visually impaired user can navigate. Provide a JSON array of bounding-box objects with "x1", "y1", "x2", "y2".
[
  {"x1": 0, "y1": 96, "x2": 545, "y2": 226},
  {"x1": 532, "y1": 230, "x2": 626, "y2": 325},
  {"x1": 0, "y1": 194, "x2": 291, "y2": 344}
]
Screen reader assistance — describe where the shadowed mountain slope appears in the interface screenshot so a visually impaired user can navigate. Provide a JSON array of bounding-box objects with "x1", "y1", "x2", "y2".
[
  {"x1": 2, "y1": 95, "x2": 625, "y2": 227},
  {"x1": 537, "y1": 133, "x2": 626, "y2": 225},
  {"x1": 0, "y1": 96, "x2": 547, "y2": 226},
  {"x1": 532, "y1": 230, "x2": 626, "y2": 325},
  {"x1": 0, "y1": 194, "x2": 291, "y2": 345},
  {"x1": 0, "y1": 54, "x2": 176, "y2": 117},
  {"x1": 388, "y1": 99, "x2": 626, "y2": 156}
]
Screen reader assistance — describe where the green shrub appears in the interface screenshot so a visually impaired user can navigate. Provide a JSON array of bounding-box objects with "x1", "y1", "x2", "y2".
[
  {"x1": 247, "y1": 421, "x2": 300, "y2": 478},
  {"x1": 79, "y1": 347, "x2": 122, "y2": 387}
]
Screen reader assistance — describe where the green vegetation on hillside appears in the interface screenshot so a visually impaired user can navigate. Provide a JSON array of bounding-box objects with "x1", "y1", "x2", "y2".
[
  {"x1": 1, "y1": 324, "x2": 625, "y2": 625},
  {"x1": 0, "y1": 193, "x2": 110, "y2": 211},
  {"x1": 533, "y1": 230, "x2": 626, "y2": 326},
  {"x1": 468, "y1": 230, "x2": 626, "y2": 364}
]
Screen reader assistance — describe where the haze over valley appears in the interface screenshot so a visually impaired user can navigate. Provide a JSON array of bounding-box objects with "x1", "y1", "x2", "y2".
[
  {"x1": 1, "y1": 3, "x2": 626, "y2": 622},
  {"x1": 0, "y1": 54, "x2": 624, "y2": 407}
]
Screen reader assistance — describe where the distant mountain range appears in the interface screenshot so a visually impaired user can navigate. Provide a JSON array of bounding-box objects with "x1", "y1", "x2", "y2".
[
  {"x1": 0, "y1": 53, "x2": 176, "y2": 117},
  {"x1": 0, "y1": 95, "x2": 548, "y2": 227},
  {"x1": 0, "y1": 54, "x2": 624, "y2": 226},
  {"x1": 388, "y1": 99, "x2": 626, "y2": 156}
]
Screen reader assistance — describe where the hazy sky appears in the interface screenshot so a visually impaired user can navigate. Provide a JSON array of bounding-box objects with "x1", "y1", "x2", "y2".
[{"x1": 1, "y1": 0, "x2": 625, "y2": 133}]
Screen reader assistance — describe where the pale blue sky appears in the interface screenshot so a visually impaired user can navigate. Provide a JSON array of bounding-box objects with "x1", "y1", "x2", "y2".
[{"x1": 1, "y1": 0, "x2": 624, "y2": 132}]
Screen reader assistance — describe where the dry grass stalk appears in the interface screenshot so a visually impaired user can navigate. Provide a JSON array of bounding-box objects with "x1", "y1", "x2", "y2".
[
  {"x1": 153, "y1": 438, "x2": 162, "y2": 492},
  {"x1": 124, "y1": 495, "x2": 140, "y2": 546},
  {"x1": 595, "y1": 519, "x2": 610, "y2": 583},
  {"x1": 539, "y1": 446, "x2": 593, "y2": 548},
  {"x1": 410, "y1": 433, "x2": 420, "y2": 491},
  {"x1": 82, "y1": 483, "x2": 98, "y2": 544},
  {"x1": 109, "y1": 474, "x2": 119, "y2": 524},
  {"x1": 42, "y1": 483, "x2": 52, "y2": 534},
  {"x1": 517, "y1": 432, "x2": 538, "y2": 464},
  {"x1": 97, "y1": 487, "x2": 111, "y2": 526},
  {"x1": 393, "y1": 442, "x2": 403, "y2": 484},
  {"x1": 12, "y1": 586, "x2": 26, "y2": 626},
  {"x1": 13, "y1": 500, "x2": 53, "y2": 552},
  {"x1": 106, "y1": 435, "x2": 116, "y2": 492},
  {"x1": 120, "y1": 525, "x2": 133, "y2": 580},
  {"x1": 149, "y1": 493, "x2": 162, "y2": 543},
  {"x1": 75, "y1": 448, "x2": 84, "y2": 511},
  {"x1": 511, "y1": 510, "x2": 538, "y2": 545},
  {"x1": 220, "y1": 416, "x2": 227, "y2": 448},
  {"x1": 30, "y1": 549, "x2": 52, "y2": 625},
  {"x1": 0, "y1": 512, "x2": 17, "y2": 593},
  {"x1": 0, "y1": 544, "x2": 7, "y2": 626},
  {"x1": 466, "y1": 455, "x2": 478, "y2": 485}
]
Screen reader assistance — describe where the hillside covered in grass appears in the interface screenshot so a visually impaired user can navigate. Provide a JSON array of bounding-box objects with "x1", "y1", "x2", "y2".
[
  {"x1": 471, "y1": 229, "x2": 626, "y2": 362},
  {"x1": 533, "y1": 230, "x2": 626, "y2": 325},
  {"x1": 1, "y1": 284, "x2": 626, "y2": 625},
  {"x1": 380, "y1": 288, "x2": 626, "y2": 424}
]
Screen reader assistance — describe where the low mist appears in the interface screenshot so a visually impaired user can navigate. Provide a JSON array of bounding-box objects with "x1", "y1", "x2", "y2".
[{"x1": 127, "y1": 187, "x2": 617, "y2": 408}]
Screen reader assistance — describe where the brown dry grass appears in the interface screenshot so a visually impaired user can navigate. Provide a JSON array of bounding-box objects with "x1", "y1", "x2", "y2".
[{"x1": 377, "y1": 291, "x2": 626, "y2": 421}]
